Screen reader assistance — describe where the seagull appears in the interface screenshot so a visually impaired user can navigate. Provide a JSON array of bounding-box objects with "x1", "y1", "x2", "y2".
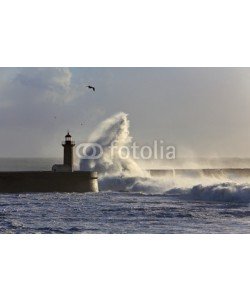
[{"x1": 86, "y1": 85, "x2": 95, "y2": 91}]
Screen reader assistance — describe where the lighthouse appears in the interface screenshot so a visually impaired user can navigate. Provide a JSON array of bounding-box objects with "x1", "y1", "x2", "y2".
[
  {"x1": 52, "y1": 132, "x2": 76, "y2": 172},
  {"x1": 0, "y1": 131, "x2": 98, "y2": 193},
  {"x1": 62, "y1": 131, "x2": 75, "y2": 171}
]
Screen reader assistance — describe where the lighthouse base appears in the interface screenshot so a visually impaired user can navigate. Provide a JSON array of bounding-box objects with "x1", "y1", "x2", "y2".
[{"x1": 0, "y1": 171, "x2": 98, "y2": 193}]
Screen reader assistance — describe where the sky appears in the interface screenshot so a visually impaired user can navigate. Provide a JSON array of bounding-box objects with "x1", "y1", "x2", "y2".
[{"x1": 0, "y1": 67, "x2": 250, "y2": 158}]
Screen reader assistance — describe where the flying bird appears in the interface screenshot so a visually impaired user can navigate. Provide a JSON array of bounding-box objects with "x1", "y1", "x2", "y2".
[{"x1": 86, "y1": 85, "x2": 95, "y2": 91}]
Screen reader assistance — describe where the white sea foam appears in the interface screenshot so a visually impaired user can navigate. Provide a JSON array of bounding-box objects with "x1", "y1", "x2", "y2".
[
  {"x1": 80, "y1": 112, "x2": 147, "y2": 176},
  {"x1": 80, "y1": 112, "x2": 250, "y2": 201}
]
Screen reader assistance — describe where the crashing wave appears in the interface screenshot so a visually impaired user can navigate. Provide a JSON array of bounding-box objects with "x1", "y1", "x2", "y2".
[{"x1": 80, "y1": 112, "x2": 250, "y2": 202}]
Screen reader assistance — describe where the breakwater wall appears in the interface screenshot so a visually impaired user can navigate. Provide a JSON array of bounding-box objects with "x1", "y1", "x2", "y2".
[{"x1": 0, "y1": 171, "x2": 98, "y2": 193}]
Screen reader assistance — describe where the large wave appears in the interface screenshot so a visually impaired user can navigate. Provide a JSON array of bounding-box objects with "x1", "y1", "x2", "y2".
[
  {"x1": 80, "y1": 112, "x2": 250, "y2": 202},
  {"x1": 188, "y1": 183, "x2": 250, "y2": 202},
  {"x1": 80, "y1": 112, "x2": 147, "y2": 176}
]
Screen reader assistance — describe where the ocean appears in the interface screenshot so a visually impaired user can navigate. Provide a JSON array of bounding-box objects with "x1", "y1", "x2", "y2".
[
  {"x1": 0, "y1": 158, "x2": 250, "y2": 234},
  {"x1": 1, "y1": 113, "x2": 250, "y2": 234}
]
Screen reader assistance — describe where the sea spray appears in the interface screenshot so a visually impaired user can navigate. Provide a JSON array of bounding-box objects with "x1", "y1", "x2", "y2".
[
  {"x1": 80, "y1": 112, "x2": 250, "y2": 200},
  {"x1": 80, "y1": 112, "x2": 147, "y2": 176},
  {"x1": 79, "y1": 112, "x2": 172, "y2": 192}
]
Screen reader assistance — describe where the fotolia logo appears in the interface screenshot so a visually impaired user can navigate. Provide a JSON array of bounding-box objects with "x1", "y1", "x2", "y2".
[
  {"x1": 76, "y1": 143, "x2": 104, "y2": 160},
  {"x1": 76, "y1": 140, "x2": 176, "y2": 160}
]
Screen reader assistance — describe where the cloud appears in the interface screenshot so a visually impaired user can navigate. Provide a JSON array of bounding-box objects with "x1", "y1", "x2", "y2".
[
  {"x1": 15, "y1": 68, "x2": 71, "y2": 90},
  {"x1": 1, "y1": 67, "x2": 250, "y2": 158},
  {"x1": 0, "y1": 68, "x2": 106, "y2": 157},
  {"x1": 13, "y1": 67, "x2": 73, "y2": 103},
  {"x1": 0, "y1": 68, "x2": 76, "y2": 156}
]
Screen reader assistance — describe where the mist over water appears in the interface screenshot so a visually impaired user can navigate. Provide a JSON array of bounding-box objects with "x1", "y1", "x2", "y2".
[{"x1": 79, "y1": 112, "x2": 250, "y2": 202}]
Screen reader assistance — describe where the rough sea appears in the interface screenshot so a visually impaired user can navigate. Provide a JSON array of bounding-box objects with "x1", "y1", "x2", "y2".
[
  {"x1": 0, "y1": 158, "x2": 250, "y2": 234},
  {"x1": 1, "y1": 113, "x2": 250, "y2": 234}
]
